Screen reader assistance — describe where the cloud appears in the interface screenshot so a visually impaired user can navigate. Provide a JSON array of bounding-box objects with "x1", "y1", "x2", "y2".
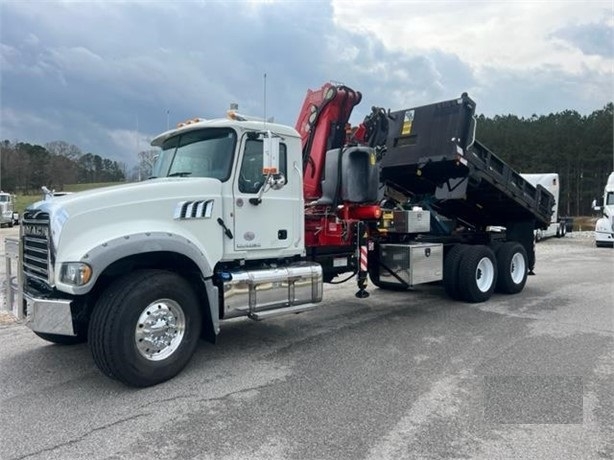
[
  {"x1": 0, "y1": 0, "x2": 612, "y2": 168},
  {"x1": 554, "y1": 18, "x2": 614, "y2": 58},
  {"x1": 331, "y1": 1, "x2": 612, "y2": 72}
]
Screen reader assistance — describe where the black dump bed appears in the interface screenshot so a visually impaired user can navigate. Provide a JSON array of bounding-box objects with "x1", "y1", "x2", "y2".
[{"x1": 379, "y1": 94, "x2": 554, "y2": 229}]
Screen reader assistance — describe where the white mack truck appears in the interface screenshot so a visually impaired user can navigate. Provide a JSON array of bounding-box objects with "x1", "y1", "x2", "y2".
[
  {"x1": 16, "y1": 85, "x2": 554, "y2": 386},
  {"x1": 593, "y1": 171, "x2": 614, "y2": 247},
  {"x1": 0, "y1": 191, "x2": 18, "y2": 227}
]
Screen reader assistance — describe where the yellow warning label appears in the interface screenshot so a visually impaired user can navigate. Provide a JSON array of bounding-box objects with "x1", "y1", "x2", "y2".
[{"x1": 402, "y1": 109, "x2": 415, "y2": 135}]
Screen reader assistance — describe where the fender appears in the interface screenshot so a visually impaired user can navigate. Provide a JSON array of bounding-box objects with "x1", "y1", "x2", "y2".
[
  {"x1": 57, "y1": 230, "x2": 220, "y2": 339},
  {"x1": 56, "y1": 231, "x2": 216, "y2": 295}
]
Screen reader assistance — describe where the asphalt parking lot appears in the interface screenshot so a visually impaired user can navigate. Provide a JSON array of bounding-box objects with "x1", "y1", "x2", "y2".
[{"x1": 0, "y1": 227, "x2": 612, "y2": 460}]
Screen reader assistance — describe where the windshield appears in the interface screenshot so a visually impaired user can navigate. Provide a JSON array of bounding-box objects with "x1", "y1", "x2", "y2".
[
  {"x1": 606, "y1": 192, "x2": 614, "y2": 206},
  {"x1": 152, "y1": 128, "x2": 237, "y2": 180},
  {"x1": 0, "y1": 195, "x2": 10, "y2": 202}
]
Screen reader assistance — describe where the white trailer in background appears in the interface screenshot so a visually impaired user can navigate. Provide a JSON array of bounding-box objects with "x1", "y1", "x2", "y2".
[
  {"x1": 593, "y1": 172, "x2": 614, "y2": 248},
  {"x1": 520, "y1": 173, "x2": 566, "y2": 241}
]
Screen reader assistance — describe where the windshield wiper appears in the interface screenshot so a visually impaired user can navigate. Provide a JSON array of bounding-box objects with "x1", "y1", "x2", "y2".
[{"x1": 168, "y1": 171, "x2": 193, "y2": 177}]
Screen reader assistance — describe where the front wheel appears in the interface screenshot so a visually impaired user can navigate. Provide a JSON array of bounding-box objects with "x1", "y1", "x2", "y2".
[
  {"x1": 457, "y1": 245, "x2": 497, "y2": 303},
  {"x1": 89, "y1": 270, "x2": 202, "y2": 387}
]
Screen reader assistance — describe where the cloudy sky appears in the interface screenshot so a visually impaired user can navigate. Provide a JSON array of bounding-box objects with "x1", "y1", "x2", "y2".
[{"x1": 1, "y1": 0, "x2": 612, "y2": 167}]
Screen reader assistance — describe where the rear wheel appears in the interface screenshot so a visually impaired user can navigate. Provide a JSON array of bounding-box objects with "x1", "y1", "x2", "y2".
[
  {"x1": 443, "y1": 244, "x2": 468, "y2": 300},
  {"x1": 495, "y1": 242, "x2": 528, "y2": 294},
  {"x1": 88, "y1": 270, "x2": 202, "y2": 387},
  {"x1": 457, "y1": 245, "x2": 497, "y2": 303}
]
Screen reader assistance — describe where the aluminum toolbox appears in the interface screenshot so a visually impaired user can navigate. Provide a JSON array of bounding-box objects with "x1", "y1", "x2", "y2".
[
  {"x1": 379, "y1": 243, "x2": 443, "y2": 286},
  {"x1": 389, "y1": 209, "x2": 430, "y2": 233}
]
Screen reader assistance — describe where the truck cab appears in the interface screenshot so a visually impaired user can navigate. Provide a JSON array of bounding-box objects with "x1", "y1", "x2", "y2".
[
  {"x1": 18, "y1": 113, "x2": 316, "y2": 387},
  {"x1": 520, "y1": 173, "x2": 566, "y2": 241},
  {"x1": 0, "y1": 192, "x2": 17, "y2": 227},
  {"x1": 594, "y1": 172, "x2": 614, "y2": 247},
  {"x1": 149, "y1": 116, "x2": 305, "y2": 261}
]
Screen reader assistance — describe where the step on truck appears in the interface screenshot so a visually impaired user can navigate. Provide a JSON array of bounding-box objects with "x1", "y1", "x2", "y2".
[{"x1": 16, "y1": 84, "x2": 554, "y2": 386}]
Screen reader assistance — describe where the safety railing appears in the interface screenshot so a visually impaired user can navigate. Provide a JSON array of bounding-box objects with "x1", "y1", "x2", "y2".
[{"x1": 2, "y1": 237, "x2": 23, "y2": 320}]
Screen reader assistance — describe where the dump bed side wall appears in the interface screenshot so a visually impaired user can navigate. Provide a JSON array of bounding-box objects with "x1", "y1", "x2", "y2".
[{"x1": 380, "y1": 95, "x2": 554, "y2": 230}]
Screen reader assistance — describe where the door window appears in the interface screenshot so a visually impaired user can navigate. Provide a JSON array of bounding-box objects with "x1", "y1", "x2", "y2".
[{"x1": 239, "y1": 139, "x2": 287, "y2": 193}]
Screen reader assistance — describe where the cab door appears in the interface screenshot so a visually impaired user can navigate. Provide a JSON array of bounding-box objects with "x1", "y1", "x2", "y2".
[{"x1": 232, "y1": 136, "x2": 299, "y2": 254}]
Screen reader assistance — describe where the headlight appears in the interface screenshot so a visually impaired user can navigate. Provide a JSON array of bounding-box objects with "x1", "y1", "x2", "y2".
[{"x1": 60, "y1": 262, "x2": 93, "y2": 286}]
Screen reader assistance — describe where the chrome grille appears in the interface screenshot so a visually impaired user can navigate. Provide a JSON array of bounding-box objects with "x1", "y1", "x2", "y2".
[{"x1": 21, "y1": 210, "x2": 51, "y2": 285}]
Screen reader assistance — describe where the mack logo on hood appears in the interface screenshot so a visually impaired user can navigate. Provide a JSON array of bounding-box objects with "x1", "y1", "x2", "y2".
[{"x1": 23, "y1": 224, "x2": 49, "y2": 239}]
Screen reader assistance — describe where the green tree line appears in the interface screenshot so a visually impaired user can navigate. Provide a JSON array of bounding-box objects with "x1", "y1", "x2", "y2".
[
  {"x1": 0, "y1": 140, "x2": 126, "y2": 194},
  {"x1": 475, "y1": 103, "x2": 613, "y2": 216}
]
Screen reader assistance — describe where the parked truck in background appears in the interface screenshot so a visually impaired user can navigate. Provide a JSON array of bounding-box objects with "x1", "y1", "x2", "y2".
[
  {"x1": 593, "y1": 171, "x2": 614, "y2": 247},
  {"x1": 15, "y1": 83, "x2": 555, "y2": 387},
  {"x1": 520, "y1": 173, "x2": 567, "y2": 241},
  {"x1": 0, "y1": 191, "x2": 18, "y2": 227}
]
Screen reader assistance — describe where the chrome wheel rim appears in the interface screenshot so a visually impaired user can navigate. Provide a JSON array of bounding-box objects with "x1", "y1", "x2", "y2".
[
  {"x1": 510, "y1": 252, "x2": 526, "y2": 284},
  {"x1": 135, "y1": 299, "x2": 186, "y2": 361},
  {"x1": 475, "y1": 257, "x2": 495, "y2": 292}
]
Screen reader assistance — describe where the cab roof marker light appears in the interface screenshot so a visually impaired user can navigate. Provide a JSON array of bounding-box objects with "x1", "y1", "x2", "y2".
[
  {"x1": 177, "y1": 117, "x2": 207, "y2": 128},
  {"x1": 227, "y1": 111, "x2": 270, "y2": 122},
  {"x1": 227, "y1": 110, "x2": 247, "y2": 121}
]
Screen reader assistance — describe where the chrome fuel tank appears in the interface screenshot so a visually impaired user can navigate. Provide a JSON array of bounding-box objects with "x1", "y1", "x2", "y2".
[{"x1": 222, "y1": 262, "x2": 323, "y2": 319}]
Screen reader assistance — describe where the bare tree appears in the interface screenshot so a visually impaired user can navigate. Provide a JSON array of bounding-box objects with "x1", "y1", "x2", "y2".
[
  {"x1": 45, "y1": 140, "x2": 82, "y2": 160},
  {"x1": 138, "y1": 149, "x2": 159, "y2": 181}
]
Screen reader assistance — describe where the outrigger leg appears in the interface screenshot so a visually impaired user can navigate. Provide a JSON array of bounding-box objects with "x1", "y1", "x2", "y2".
[{"x1": 355, "y1": 225, "x2": 370, "y2": 298}]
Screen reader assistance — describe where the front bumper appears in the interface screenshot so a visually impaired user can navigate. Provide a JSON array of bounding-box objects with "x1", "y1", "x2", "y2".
[{"x1": 23, "y1": 293, "x2": 75, "y2": 336}]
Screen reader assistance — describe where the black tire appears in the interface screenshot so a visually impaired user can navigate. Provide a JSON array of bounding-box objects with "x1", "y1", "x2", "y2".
[
  {"x1": 88, "y1": 270, "x2": 202, "y2": 387},
  {"x1": 33, "y1": 331, "x2": 86, "y2": 345},
  {"x1": 443, "y1": 244, "x2": 468, "y2": 300},
  {"x1": 457, "y1": 245, "x2": 497, "y2": 303},
  {"x1": 495, "y1": 242, "x2": 528, "y2": 294}
]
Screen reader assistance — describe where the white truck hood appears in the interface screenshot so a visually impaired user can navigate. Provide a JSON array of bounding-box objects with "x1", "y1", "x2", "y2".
[{"x1": 28, "y1": 178, "x2": 226, "y2": 289}]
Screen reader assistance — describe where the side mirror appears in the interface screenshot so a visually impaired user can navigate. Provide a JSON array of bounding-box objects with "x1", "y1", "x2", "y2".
[
  {"x1": 263, "y1": 132, "x2": 280, "y2": 175},
  {"x1": 267, "y1": 173, "x2": 286, "y2": 190}
]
